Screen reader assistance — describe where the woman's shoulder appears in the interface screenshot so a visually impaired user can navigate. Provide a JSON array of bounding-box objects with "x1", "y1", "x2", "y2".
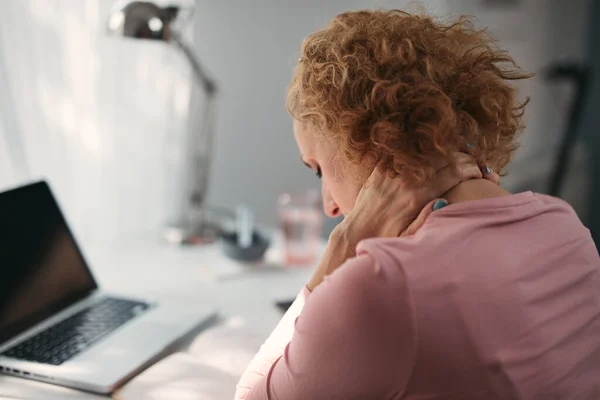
[
  {"x1": 426, "y1": 191, "x2": 581, "y2": 223},
  {"x1": 322, "y1": 252, "x2": 415, "y2": 311},
  {"x1": 354, "y1": 191, "x2": 593, "y2": 272}
]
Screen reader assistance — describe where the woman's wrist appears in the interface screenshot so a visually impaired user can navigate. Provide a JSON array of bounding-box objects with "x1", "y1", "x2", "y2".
[{"x1": 306, "y1": 225, "x2": 356, "y2": 291}]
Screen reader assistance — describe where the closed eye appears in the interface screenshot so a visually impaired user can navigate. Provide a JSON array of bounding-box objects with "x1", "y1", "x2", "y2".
[{"x1": 303, "y1": 161, "x2": 322, "y2": 179}]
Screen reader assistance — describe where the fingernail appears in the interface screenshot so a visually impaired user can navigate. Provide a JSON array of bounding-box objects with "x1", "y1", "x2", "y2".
[
  {"x1": 466, "y1": 143, "x2": 473, "y2": 150},
  {"x1": 485, "y1": 166, "x2": 492, "y2": 175},
  {"x1": 433, "y1": 199, "x2": 448, "y2": 211}
]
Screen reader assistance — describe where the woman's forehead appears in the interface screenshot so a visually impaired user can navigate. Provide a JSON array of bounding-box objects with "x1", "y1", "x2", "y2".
[{"x1": 293, "y1": 120, "x2": 317, "y2": 153}]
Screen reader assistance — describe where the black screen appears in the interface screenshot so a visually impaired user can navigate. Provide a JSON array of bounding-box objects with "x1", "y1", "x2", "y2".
[{"x1": 0, "y1": 181, "x2": 97, "y2": 344}]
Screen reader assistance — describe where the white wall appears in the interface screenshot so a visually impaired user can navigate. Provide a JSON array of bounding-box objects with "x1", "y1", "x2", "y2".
[
  {"x1": 195, "y1": 0, "x2": 451, "y2": 232},
  {"x1": 0, "y1": 0, "x2": 592, "y2": 244},
  {"x1": 198, "y1": 0, "x2": 592, "y2": 228},
  {"x1": 0, "y1": 0, "x2": 196, "y2": 244}
]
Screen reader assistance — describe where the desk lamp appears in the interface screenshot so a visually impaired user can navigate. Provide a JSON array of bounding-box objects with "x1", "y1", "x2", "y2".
[{"x1": 107, "y1": 0, "x2": 218, "y2": 244}]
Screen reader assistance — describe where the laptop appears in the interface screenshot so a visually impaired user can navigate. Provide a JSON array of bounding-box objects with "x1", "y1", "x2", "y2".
[{"x1": 0, "y1": 181, "x2": 217, "y2": 394}]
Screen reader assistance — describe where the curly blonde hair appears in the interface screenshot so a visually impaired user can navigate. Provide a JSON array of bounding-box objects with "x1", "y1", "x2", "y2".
[{"x1": 287, "y1": 10, "x2": 533, "y2": 184}]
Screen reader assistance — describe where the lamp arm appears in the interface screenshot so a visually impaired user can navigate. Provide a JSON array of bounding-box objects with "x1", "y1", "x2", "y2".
[
  {"x1": 172, "y1": 34, "x2": 217, "y2": 95},
  {"x1": 171, "y1": 34, "x2": 218, "y2": 209}
]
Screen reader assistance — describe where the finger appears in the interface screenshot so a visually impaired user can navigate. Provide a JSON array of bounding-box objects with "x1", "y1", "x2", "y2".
[
  {"x1": 400, "y1": 198, "x2": 446, "y2": 236},
  {"x1": 456, "y1": 159, "x2": 483, "y2": 181},
  {"x1": 490, "y1": 171, "x2": 501, "y2": 185},
  {"x1": 452, "y1": 151, "x2": 476, "y2": 164},
  {"x1": 433, "y1": 152, "x2": 466, "y2": 172},
  {"x1": 481, "y1": 165, "x2": 501, "y2": 185},
  {"x1": 434, "y1": 151, "x2": 477, "y2": 173},
  {"x1": 424, "y1": 161, "x2": 478, "y2": 202},
  {"x1": 460, "y1": 143, "x2": 501, "y2": 185},
  {"x1": 453, "y1": 153, "x2": 486, "y2": 181}
]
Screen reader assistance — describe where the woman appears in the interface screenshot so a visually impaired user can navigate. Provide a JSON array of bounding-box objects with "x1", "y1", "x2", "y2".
[{"x1": 237, "y1": 10, "x2": 600, "y2": 400}]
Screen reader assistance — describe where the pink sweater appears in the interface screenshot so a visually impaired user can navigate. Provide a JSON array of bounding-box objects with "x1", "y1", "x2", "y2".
[{"x1": 236, "y1": 192, "x2": 600, "y2": 399}]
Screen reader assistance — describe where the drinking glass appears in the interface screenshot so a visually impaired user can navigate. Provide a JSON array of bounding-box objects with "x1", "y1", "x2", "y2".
[{"x1": 278, "y1": 190, "x2": 323, "y2": 266}]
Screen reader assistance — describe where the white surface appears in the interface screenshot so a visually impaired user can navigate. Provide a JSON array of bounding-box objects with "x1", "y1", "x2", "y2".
[
  {"x1": 0, "y1": 239, "x2": 316, "y2": 399},
  {"x1": 114, "y1": 352, "x2": 240, "y2": 400}
]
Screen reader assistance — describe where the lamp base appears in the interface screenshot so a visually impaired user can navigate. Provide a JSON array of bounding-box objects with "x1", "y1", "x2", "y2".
[{"x1": 162, "y1": 219, "x2": 220, "y2": 245}]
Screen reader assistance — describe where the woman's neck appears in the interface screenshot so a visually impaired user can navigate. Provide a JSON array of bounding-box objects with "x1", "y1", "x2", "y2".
[{"x1": 443, "y1": 178, "x2": 511, "y2": 205}]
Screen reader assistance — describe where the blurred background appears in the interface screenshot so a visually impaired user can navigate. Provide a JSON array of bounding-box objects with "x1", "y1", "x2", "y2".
[{"x1": 0, "y1": 0, "x2": 598, "y2": 248}]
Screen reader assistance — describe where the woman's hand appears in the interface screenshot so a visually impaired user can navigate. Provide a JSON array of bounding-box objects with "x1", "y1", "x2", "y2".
[
  {"x1": 307, "y1": 153, "x2": 499, "y2": 291},
  {"x1": 341, "y1": 152, "x2": 497, "y2": 242}
]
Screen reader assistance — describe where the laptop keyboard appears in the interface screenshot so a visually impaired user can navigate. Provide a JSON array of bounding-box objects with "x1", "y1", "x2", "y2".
[{"x1": 1, "y1": 297, "x2": 150, "y2": 366}]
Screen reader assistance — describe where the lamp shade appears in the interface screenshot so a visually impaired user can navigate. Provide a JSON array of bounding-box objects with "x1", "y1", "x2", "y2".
[
  {"x1": 107, "y1": 1, "x2": 189, "y2": 42},
  {"x1": 106, "y1": 0, "x2": 219, "y2": 244}
]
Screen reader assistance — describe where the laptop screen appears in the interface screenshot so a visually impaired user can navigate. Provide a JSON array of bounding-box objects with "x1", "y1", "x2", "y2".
[{"x1": 0, "y1": 181, "x2": 97, "y2": 345}]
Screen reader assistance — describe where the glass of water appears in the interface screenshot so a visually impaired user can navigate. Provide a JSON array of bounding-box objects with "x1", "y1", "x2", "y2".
[{"x1": 278, "y1": 190, "x2": 323, "y2": 266}]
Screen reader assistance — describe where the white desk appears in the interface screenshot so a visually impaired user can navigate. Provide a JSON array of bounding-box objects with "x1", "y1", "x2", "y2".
[{"x1": 0, "y1": 238, "x2": 316, "y2": 399}]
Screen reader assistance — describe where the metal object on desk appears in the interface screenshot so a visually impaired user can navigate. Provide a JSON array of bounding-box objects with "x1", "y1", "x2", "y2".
[
  {"x1": 221, "y1": 205, "x2": 270, "y2": 262},
  {"x1": 107, "y1": 0, "x2": 219, "y2": 245}
]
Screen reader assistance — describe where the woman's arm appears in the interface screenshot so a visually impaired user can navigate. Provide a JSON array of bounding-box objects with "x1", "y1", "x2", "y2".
[
  {"x1": 234, "y1": 231, "x2": 354, "y2": 399},
  {"x1": 234, "y1": 286, "x2": 308, "y2": 399}
]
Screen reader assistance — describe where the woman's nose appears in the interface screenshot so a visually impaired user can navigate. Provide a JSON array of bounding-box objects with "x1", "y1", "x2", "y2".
[
  {"x1": 322, "y1": 185, "x2": 340, "y2": 218},
  {"x1": 325, "y1": 201, "x2": 341, "y2": 218}
]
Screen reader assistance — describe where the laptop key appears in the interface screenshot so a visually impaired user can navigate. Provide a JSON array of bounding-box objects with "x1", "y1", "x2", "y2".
[{"x1": 0, "y1": 297, "x2": 149, "y2": 366}]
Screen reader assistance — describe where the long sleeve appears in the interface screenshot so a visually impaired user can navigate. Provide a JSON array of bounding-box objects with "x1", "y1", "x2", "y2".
[
  {"x1": 234, "y1": 287, "x2": 310, "y2": 400},
  {"x1": 245, "y1": 253, "x2": 417, "y2": 400}
]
